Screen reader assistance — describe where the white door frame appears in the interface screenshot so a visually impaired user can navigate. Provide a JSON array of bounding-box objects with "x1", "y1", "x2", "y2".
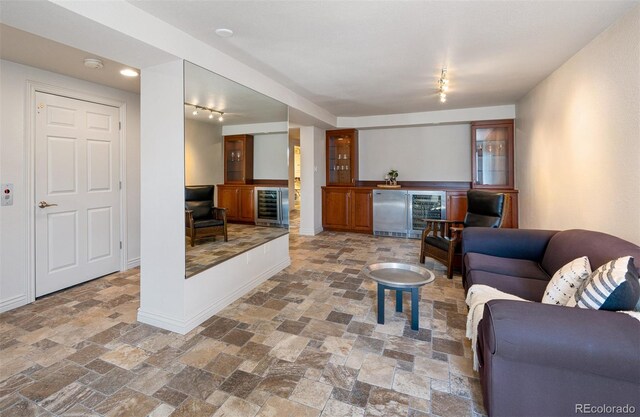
[{"x1": 25, "y1": 81, "x2": 128, "y2": 303}]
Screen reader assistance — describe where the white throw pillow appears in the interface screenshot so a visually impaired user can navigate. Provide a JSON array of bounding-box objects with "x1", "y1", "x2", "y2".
[{"x1": 542, "y1": 256, "x2": 592, "y2": 305}]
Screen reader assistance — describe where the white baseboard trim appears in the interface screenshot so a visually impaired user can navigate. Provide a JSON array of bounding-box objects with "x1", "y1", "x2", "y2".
[
  {"x1": 126, "y1": 257, "x2": 140, "y2": 269},
  {"x1": 299, "y1": 226, "x2": 323, "y2": 236},
  {"x1": 136, "y1": 309, "x2": 190, "y2": 334},
  {"x1": 0, "y1": 294, "x2": 28, "y2": 313},
  {"x1": 137, "y1": 256, "x2": 291, "y2": 334}
]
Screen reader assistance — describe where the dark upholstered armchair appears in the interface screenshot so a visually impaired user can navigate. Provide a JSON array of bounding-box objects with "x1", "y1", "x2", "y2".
[
  {"x1": 185, "y1": 185, "x2": 227, "y2": 246},
  {"x1": 420, "y1": 190, "x2": 506, "y2": 278}
]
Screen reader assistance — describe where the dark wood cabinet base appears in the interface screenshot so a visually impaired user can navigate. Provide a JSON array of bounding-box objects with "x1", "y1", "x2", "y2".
[
  {"x1": 322, "y1": 187, "x2": 373, "y2": 233},
  {"x1": 322, "y1": 186, "x2": 518, "y2": 234}
]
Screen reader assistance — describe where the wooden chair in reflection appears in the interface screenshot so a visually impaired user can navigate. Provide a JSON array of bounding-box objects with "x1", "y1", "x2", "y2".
[
  {"x1": 185, "y1": 185, "x2": 228, "y2": 246},
  {"x1": 419, "y1": 190, "x2": 507, "y2": 279}
]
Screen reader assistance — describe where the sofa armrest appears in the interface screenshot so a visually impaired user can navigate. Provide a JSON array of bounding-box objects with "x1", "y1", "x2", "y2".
[
  {"x1": 480, "y1": 300, "x2": 640, "y2": 384},
  {"x1": 462, "y1": 228, "x2": 558, "y2": 262}
]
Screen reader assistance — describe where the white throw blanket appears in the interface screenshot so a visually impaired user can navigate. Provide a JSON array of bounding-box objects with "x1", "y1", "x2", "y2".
[
  {"x1": 618, "y1": 310, "x2": 640, "y2": 322},
  {"x1": 465, "y1": 284, "x2": 528, "y2": 371}
]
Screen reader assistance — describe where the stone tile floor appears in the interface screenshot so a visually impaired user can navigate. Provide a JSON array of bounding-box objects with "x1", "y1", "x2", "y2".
[{"x1": 0, "y1": 230, "x2": 485, "y2": 417}]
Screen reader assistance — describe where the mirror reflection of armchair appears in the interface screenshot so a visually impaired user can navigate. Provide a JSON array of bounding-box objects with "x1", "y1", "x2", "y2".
[
  {"x1": 185, "y1": 185, "x2": 227, "y2": 247},
  {"x1": 420, "y1": 190, "x2": 507, "y2": 279}
]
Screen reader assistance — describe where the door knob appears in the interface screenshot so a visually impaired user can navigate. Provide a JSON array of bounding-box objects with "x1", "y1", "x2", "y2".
[{"x1": 38, "y1": 201, "x2": 58, "y2": 208}]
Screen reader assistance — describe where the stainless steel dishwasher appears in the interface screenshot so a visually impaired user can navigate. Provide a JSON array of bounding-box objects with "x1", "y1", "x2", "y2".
[{"x1": 373, "y1": 190, "x2": 409, "y2": 237}]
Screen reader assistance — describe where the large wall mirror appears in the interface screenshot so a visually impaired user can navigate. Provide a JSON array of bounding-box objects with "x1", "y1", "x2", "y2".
[{"x1": 184, "y1": 61, "x2": 290, "y2": 278}]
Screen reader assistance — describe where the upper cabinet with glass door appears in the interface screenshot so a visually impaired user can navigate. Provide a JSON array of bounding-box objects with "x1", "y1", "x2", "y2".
[
  {"x1": 326, "y1": 129, "x2": 358, "y2": 186},
  {"x1": 471, "y1": 120, "x2": 514, "y2": 189},
  {"x1": 224, "y1": 134, "x2": 253, "y2": 184}
]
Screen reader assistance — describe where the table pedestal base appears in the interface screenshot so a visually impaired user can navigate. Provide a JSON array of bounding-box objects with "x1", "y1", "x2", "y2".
[{"x1": 377, "y1": 283, "x2": 420, "y2": 330}]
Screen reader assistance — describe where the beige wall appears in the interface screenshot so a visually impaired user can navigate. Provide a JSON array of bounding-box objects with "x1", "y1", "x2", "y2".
[
  {"x1": 253, "y1": 133, "x2": 289, "y2": 180},
  {"x1": 515, "y1": 6, "x2": 640, "y2": 244},
  {"x1": 184, "y1": 118, "x2": 223, "y2": 187},
  {"x1": 0, "y1": 59, "x2": 141, "y2": 311},
  {"x1": 358, "y1": 124, "x2": 471, "y2": 182}
]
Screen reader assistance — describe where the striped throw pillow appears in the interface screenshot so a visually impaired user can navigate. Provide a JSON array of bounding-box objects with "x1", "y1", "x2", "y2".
[
  {"x1": 542, "y1": 256, "x2": 591, "y2": 306},
  {"x1": 567, "y1": 256, "x2": 640, "y2": 311}
]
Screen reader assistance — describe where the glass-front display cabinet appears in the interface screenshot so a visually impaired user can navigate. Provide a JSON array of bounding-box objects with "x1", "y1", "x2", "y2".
[
  {"x1": 471, "y1": 120, "x2": 514, "y2": 189},
  {"x1": 326, "y1": 129, "x2": 358, "y2": 186},
  {"x1": 224, "y1": 134, "x2": 253, "y2": 184}
]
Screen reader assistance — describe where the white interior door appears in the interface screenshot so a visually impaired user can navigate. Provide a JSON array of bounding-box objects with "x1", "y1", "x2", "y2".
[{"x1": 35, "y1": 92, "x2": 121, "y2": 297}]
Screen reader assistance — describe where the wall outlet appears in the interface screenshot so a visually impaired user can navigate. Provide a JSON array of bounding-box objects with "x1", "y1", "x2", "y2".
[{"x1": 1, "y1": 184, "x2": 13, "y2": 206}]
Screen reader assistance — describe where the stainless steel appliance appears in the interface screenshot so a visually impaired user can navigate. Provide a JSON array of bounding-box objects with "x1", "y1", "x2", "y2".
[
  {"x1": 255, "y1": 187, "x2": 289, "y2": 227},
  {"x1": 373, "y1": 190, "x2": 408, "y2": 237},
  {"x1": 373, "y1": 190, "x2": 446, "y2": 238}
]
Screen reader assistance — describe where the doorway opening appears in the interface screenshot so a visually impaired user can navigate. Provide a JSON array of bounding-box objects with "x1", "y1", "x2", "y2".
[{"x1": 288, "y1": 128, "x2": 301, "y2": 231}]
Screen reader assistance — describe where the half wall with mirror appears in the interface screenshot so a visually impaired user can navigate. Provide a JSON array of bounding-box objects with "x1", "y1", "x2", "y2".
[{"x1": 184, "y1": 61, "x2": 289, "y2": 278}]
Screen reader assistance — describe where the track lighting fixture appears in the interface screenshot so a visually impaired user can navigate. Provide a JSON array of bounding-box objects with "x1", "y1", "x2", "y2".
[
  {"x1": 437, "y1": 68, "x2": 449, "y2": 103},
  {"x1": 185, "y1": 103, "x2": 224, "y2": 122}
]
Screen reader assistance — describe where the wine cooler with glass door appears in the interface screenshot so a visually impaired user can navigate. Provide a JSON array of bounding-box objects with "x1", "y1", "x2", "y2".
[{"x1": 254, "y1": 187, "x2": 289, "y2": 227}]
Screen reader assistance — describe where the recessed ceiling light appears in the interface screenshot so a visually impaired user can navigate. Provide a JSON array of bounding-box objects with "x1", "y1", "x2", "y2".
[
  {"x1": 215, "y1": 28, "x2": 234, "y2": 38},
  {"x1": 84, "y1": 58, "x2": 104, "y2": 69},
  {"x1": 120, "y1": 68, "x2": 139, "y2": 77}
]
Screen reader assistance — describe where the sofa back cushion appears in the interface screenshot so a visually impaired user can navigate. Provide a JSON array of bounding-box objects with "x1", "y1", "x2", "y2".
[{"x1": 541, "y1": 229, "x2": 640, "y2": 276}]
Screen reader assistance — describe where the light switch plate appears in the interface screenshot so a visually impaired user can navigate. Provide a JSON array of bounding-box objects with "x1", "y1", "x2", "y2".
[{"x1": 1, "y1": 184, "x2": 13, "y2": 206}]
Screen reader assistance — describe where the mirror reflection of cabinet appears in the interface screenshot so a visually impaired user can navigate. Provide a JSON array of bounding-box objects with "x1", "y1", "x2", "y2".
[
  {"x1": 224, "y1": 135, "x2": 254, "y2": 184},
  {"x1": 326, "y1": 129, "x2": 358, "y2": 186},
  {"x1": 217, "y1": 185, "x2": 255, "y2": 223},
  {"x1": 471, "y1": 120, "x2": 514, "y2": 189}
]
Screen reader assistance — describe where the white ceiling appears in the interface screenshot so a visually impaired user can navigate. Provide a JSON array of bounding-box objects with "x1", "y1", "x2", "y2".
[
  {"x1": 129, "y1": 0, "x2": 637, "y2": 117},
  {"x1": 184, "y1": 61, "x2": 288, "y2": 126},
  {"x1": 0, "y1": 1, "x2": 175, "y2": 70},
  {"x1": 0, "y1": 24, "x2": 140, "y2": 93}
]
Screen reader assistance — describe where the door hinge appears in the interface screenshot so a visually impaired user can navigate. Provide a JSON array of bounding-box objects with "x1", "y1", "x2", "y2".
[
  {"x1": 119, "y1": 241, "x2": 123, "y2": 249},
  {"x1": 118, "y1": 122, "x2": 122, "y2": 131}
]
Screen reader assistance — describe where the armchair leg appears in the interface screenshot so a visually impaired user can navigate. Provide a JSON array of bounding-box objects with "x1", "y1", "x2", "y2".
[
  {"x1": 190, "y1": 228, "x2": 196, "y2": 247},
  {"x1": 446, "y1": 244, "x2": 456, "y2": 279}
]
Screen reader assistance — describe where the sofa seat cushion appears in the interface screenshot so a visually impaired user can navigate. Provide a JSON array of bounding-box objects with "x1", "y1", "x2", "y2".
[
  {"x1": 466, "y1": 270, "x2": 548, "y2": 301},
  {"x1": 465, "y1": 253, "x2": 550, "y2": 281}
]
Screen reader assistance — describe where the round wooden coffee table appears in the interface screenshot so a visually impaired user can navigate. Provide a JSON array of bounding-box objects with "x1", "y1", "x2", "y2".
[{"x1": 363, "y1": 262, "x2": 435, "y2": 331}]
